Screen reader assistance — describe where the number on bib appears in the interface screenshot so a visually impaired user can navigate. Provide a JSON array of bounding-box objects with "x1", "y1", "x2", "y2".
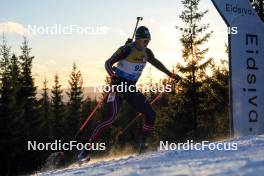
[{"x1": 134, "y1": 65, "x2": 144, "y2": 71}]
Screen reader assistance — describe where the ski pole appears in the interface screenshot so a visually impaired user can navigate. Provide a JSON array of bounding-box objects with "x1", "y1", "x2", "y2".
[
  {"x1": 126, "y1": 17, "x2": 143, "y2": 44},
  {"x1": 72, "y1": 92, "x2": 110, "y2": 140},
  {"x1": 52, "y1": 92, "x2": 109, "y2": 158},
  {"x1": 48, "y1": 92, "x2": 111, "y2": 162},
  {"x1": 118, "y1": 91, "x2": 164, "y2": 136}
]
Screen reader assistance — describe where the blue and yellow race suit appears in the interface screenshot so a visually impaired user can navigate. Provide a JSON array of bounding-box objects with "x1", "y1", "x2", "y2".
[{"x1": 89, "y1": 42, "x2": 173, "y2": 142}]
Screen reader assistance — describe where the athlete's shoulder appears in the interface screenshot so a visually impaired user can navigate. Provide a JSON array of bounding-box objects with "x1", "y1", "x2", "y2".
[
  {"x1": 145, "y1": 47, "x2": 153, "y2": 53},
  {"x1": 145, "y1": 47, "x2": 155, "y2": 59},
  {"x1": 113, "y1": 44, "x2": 132, "y2": 58},
  {"x1": 116, "y1": 44, "x2": 132, "y2": 54},
  {"x1": 121, "y1": 43, "x2": 134, "y2": 52}
]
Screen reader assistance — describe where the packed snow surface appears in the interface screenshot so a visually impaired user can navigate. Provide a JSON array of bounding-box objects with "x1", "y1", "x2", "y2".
[{"x1": 39, "y1": 135, "x2": 264, "y2": 176}]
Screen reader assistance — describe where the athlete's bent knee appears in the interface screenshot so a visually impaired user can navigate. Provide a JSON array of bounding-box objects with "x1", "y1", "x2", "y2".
[{"x1": 146, "y1": 109, "x2": 156, "y2": 125}]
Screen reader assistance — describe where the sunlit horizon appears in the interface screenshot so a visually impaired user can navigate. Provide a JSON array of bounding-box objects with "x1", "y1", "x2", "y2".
[{"x1": 0, "y1": 0, "x2": 228, "y2": 89}]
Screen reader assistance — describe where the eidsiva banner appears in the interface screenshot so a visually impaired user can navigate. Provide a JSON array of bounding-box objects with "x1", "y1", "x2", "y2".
[{"x1": 211, "y1": 0, "x2": 264, "y2": 136}]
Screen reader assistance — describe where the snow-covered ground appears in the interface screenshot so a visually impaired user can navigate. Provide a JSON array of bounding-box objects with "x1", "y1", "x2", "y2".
[{"x1": 39, "y1": 135, "x2": 264, "y2": 176}]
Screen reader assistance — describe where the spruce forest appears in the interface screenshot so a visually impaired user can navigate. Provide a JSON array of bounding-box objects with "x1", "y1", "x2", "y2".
[{"x1": 0, "y1": 0, "x2": 230, "y2": 175}]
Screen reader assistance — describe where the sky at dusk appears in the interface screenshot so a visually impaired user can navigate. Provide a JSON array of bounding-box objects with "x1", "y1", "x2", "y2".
[{"x1": 0, "y1": 0, "x2": 228, "y2": 89}]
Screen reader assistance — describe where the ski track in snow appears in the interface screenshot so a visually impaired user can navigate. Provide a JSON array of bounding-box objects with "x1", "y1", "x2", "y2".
[{"x1": 38, "y1": 135, "x2": 264, "y2": 176}]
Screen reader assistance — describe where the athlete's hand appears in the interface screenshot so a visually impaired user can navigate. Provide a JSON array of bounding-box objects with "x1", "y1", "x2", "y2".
[{"x1": 169, "y1": 73, "x2": 181, "y2": 83}]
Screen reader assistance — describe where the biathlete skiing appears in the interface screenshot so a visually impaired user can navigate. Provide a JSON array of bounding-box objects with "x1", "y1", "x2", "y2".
[{"x1": 77, "y1": 26, "x2": 181, "y2": 162}]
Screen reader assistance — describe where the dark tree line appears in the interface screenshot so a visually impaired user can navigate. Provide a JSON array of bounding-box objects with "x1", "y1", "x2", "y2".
[
  {"x1": 0, "y1": 1, "x2": 230, "y2": 175},
  {"x1": 0, "y1": 36, "x2": 95, "y2": 175}
]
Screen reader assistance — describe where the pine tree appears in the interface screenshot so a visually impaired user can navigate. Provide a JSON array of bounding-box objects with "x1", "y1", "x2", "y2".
[
  {"x1": 39, "y1": 78, "x2": 52, "y2": 140},
  {"x1": 79, "y1": 96, "x2": 93, "y2": 140},
  {"x1": 8, "y1": 54, "x2": 26, "y2": 172},
  {"x1": 0, "y1": 36, "x2": 25, "y2": 175},
  {"x1": 66, "y1": 63, "x2": 83, "y2": 139},
  {"x1": 206, "y1": 60, "x2": 229, "y2": 137},
  {"x1": 17, "y1": 37, "x2": 44, "y2": 171},
  {"x1": 0, "y1": 34, "x2": 13, "y2": 175},
  {"x1": 177, "y1": 0, "x2": 213, "y2": 138},
  {"x1": 18, "y1": 37, "x2": 39, "y2": 135},
  {"x1": 200, "y1": 41, "x2": 229, "y2": 138},
  {"x1": 51, "y1": 74, "x2": 65, "y2": 140}
]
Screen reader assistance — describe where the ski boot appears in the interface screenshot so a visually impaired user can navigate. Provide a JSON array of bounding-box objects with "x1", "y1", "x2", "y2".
[
  {"x1": 138, "y1": 133, "x2": 151, "y2": 154},
  {"x1": 77, "y1": 148, "x2": 91, "y2": 163}
]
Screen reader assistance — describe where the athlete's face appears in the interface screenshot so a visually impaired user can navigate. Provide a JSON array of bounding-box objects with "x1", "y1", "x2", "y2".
[{"x1": 136, "y1": 39, "x2": 150, "y2": 49}]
